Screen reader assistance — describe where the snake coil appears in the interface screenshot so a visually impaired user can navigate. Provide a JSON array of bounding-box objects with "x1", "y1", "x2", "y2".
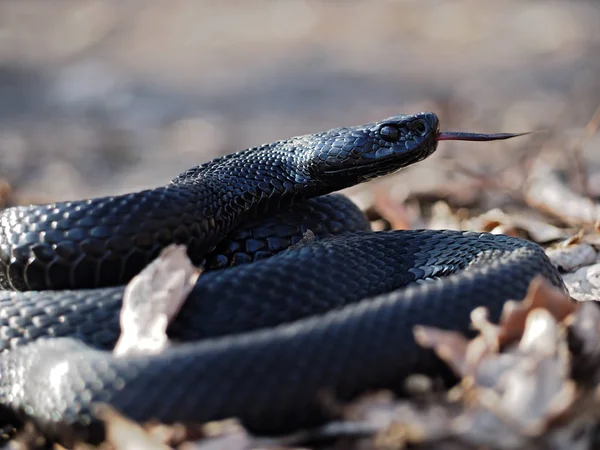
[{"x1": 0, "y1": 112, "x2": 565, "y2": 444}]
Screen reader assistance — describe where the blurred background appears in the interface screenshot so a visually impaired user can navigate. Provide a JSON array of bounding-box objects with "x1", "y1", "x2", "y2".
[{"x1": 0, "y1": 0, "x2": 599, "y2": 219}]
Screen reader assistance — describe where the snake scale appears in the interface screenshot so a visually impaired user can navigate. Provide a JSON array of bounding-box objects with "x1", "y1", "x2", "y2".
[{"x1": 0, "y1": 112, "x2": 566, "y2": 444}]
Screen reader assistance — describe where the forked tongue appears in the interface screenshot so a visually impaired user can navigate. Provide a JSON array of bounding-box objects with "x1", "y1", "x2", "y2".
[{"x1": 437, "y1": 131, "x2": 530, "y2": 142}]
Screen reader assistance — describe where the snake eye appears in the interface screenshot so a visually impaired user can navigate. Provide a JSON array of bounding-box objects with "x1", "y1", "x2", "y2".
[
  {"x1": 379, "y1": 125, "x2": 400, "y2": 142},
  {"x1": 412, "y1": 120, "x2": 427, "y2": 135}
]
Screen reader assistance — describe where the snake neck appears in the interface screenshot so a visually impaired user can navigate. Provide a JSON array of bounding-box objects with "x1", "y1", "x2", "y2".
[
  {"x1": 0, "y1": 142, "x2": 327, "y2": 291},
  {"x1": 172, "y1": 141, "x2": 330, "y2": 207}
]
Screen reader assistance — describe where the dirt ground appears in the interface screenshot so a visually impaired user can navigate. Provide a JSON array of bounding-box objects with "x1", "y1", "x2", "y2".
[
  {"x1": 1, "y1": 1, "x2": 600, "y2": 449},
  {"x1": 0, "y1": 0, "x2": 598, "y2": 202}
]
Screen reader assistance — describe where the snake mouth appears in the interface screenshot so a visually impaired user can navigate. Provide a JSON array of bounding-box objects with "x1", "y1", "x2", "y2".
[
  {"x1": 322, "y1": 145, "x2": 436, "y2": 179},
  {"x1": 437, "y1": 131, "x2": 531, "y2": 141},
  {"x1": 323, "y1": 163, "x2": 399, "y2": 181}
]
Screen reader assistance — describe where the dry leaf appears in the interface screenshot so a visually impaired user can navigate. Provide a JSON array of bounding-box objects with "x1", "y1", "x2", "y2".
[
  {"x1": 426, "y1": 201, "x2": 461, "y2": 231},
  {"x1": 525, "y1": 164, "x2": 600, "y2": 227},
  {"x1": 180, "y1": 420, "x2": 254, "y2": 450},
  {"x1": 413, "y1": 327, "x2": 476, "y2": 378},
  {"x1": 464, "y1": 208, "x2": 568, "y2": 243},
  {"x1": 561, "y1": 229, "x2": 585, "y2": 247},
  {"x1": 561, "y1": 264, "x2": 600, "y2": 302},
  {"x1": 546, "y1": 243, "x2": 597, "y2": 273},
  {"x1": 114, "y1": 245, "x2": 201, "y2": 357},
  {"x1": 286, "y1": 230, "x2": 316, "y2": 251},
  {"x1": 495, "y1": 277, "x2": 576, "y2": 347},
  {"x1": 371, "y1": 193, "x2": 415, "y2": 230},
  {"x1": 488, "y1": 309, "x2": 574, "y2": 433},
  {"x1": 95, "y1": 405, "x2": 171, "y2": 450},
  {"x1": 345, "y1": 392, "x2": 461, "y2": 448}
]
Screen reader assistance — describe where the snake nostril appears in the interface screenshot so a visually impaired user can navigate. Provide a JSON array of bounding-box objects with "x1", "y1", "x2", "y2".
[{"x1": 423, "y1": 112, "x2": 439, "y2": 131}]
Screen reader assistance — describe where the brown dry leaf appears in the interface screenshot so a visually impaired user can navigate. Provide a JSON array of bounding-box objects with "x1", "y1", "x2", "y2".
[
  {"x1": 415, "y1": 316, "x2": 522, "y2": 389},
  {"x1": 426, "y1": 201, "x2": 461, "y2": 231},
  {"x1": 561, "y1": 264, "x2": 600, "y2": 302},
  {"x1": 486, "y1": 309, "x2": 575, "y2": 433},
  {"x1": 343, "y1": 391, "x2": 398, "y2": 426},
  {"x1": 345, "y1": 392, "x2": 460, "y2": 448},
  {"x1": 179, "y1": 420, "x2": 253, "y2": 450},
  {"x1": 495, "y1": 276, "x2": 576, "y2": 348},
  {"x1": 517, "y1": 308, "x2": 562, "y2": 355},
  {"x1": 525, "y1": 163, "x2": 600, "y2": 227},
  {"x1": 545, "y1": 242, "x2": 597, "y2": 273},
  {"x1": 568, "y1": 301, "x2": 600, "y2": 357},
  {"x1": 371, "y1": 193, "x2": 415, "y2": 230},
  {"x1": 176, "y1": 419, "x2": 308, "y2": 450},
  {"x1": 95, "y1": 405, "x2": 171, "y2": 450},
  {"x1": 413, "y1": 327, "x2": 478, "y2": 378},
  {"x1": 412, "y1": 278, "x2": 584, "y2": 447},
  {"x1": 409, "y1": 180, "x2": 482, "y2": 208},
  {"x1": 489, "y1": 224, "x2": 522, "y2": 239},
  {"x1": 449, "y1": 408, "x2": 526, "y2": 449},
  {"x1": 571, "y1": 103, "x2": 600, "y2": 199},
  {"x1": 567, "y1": 301, "x2": 600, "y2": 387},
  {"x1": 347, "y1": 275, "x2": 594, "y2": 449},
  {"x1": 5, "y1": 423, "x2": 51, "y2": 450},
  {"x1": 114, "y1": 244, "x2": 201, "y2": 357},
  {"x1": 448, "y1": 311, "x2": 575, "y2": 445},
  {"x1": 464, "y1": 208, "x2": 568, "y2": 243},
  {"x1": 143, "y1": 422, "x2": 207, "y2": 449},
  {"x1": 469, "y1": 307, "x2": 502, "y2": 349},
  {"x1": 560, "y1": 229, "x2": 585, "y2": 247},
  {"x1": 371, "y1": 404, "x2": 458, "y2": 449},
  {"x1": 579, "y1": 231, "x2": 600, "y2": 247},
  {"x1": 442, "y1": 277, "x2": 575, "y2": 358}
]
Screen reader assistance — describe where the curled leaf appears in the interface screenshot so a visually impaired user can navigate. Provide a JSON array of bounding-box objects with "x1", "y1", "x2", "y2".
[{"x1": 114, "y1": 245, "x2": 201, "y2": 357}]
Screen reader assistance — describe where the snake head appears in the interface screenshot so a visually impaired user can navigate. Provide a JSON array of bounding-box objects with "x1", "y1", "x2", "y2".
[{"x1": 310, "y1": 112, "x2": 439, "y2": 186}]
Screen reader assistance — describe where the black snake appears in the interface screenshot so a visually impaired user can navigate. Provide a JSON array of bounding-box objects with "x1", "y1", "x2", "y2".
[{"x1": 0, "y1": 112, "x2": 566, "y2": 444}]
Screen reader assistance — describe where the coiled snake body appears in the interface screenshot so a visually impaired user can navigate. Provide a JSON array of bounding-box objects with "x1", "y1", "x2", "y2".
[{"x1": 0, "y1": 112, "x2": 565, "y2": 443}]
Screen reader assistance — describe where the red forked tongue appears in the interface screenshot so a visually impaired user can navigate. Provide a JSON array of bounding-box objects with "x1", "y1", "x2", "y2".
[{"x1": 437, "y1": 131, "x2": 531, "y2": 141}]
